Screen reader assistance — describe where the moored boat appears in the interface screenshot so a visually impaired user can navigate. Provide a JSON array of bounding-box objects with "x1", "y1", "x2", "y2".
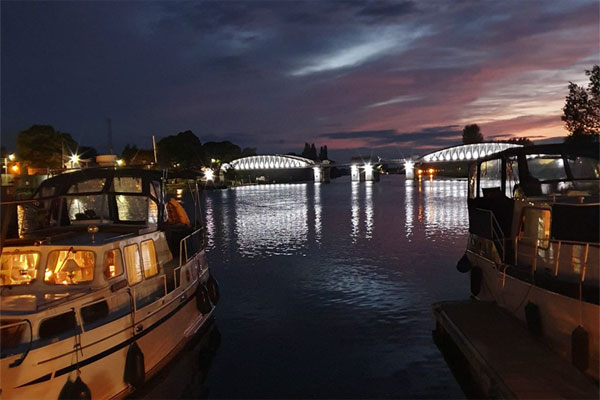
[
  {"x1": 458, "y1": 143, "x2": 599, "y2": 382},
  {"x1": 0, "y1": 168, "x2": 219, "y2": 399}
]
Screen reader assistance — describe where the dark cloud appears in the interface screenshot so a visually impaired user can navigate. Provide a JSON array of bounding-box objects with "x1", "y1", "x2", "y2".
[{"x1": 1, "y1": 1, "x2": 597, "y2": 160}]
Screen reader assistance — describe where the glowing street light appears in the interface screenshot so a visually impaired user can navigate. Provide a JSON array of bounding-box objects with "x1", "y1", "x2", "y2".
[
  {"x1": 116, "y1": 159, "x2": 125, "y2": 166},
  {"x1": 8, "y1": 153, "x2": 15, "y2": 161},
  {"x1": 204, "y1": 168, "x2": 214, "y2": 181}
]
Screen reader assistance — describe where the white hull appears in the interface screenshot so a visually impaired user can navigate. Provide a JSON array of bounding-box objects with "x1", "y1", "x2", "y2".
[
  {"x1": 467, "y1": 250, "x2": 599, "y2": 381},
  {"x1": 1, "y1": 255, "x2": 213, "y2": 399}
]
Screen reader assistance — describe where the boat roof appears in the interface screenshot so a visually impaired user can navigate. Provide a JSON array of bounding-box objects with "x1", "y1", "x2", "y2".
[
  {"x1": 35, "y1": 168, "x2": 164, "y2": 197},
  {"x1": 478, "y1": 143, "x2": 599, "y2": 162}
]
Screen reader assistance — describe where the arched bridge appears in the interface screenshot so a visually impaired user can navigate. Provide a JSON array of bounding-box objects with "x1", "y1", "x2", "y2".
[
  {"x1": 222, "y1": 155, "x2": 328, "y2": 183},
  {"x1": 404, "y1": 142, "x2": 522, "y2": 179},
  {"x1": 224, "y1": 155, "x2": 316, "y2": 170},
  {"x1": 421, "y1": 143, "x2": 521, "y2": 163}
]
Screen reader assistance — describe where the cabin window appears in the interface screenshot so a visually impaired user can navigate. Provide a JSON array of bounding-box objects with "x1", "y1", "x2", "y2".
[
  {"x1": 506, "y1": 156, "x2": 520, "y2": 198},
  {"x1": 116, "y1": 195, "x2": 147, "y2": 222},
  {"x1": 521, "y1": 208, "x2": 551, "y2": 249},
  {"x1": 81, "y1": 300, "x2": 110, "y2": 329},
  {"x1": 141, "y1": 240, "x2": 159, "y2": 278},
  {"x1": 104, "y1": 249, "x2": 124, "y2": 280},
  {"x1": 1, "y1": 319, "x2": 28, "y2": 350},
  {"x1": 113, "y1": 177, "x2": 143, "y2": 193},
  {"x1": 468, "y1": 164, "x2": 477, "y2": 199},
  {"x1": 67, "y1": 179, "x2": 105, "y2": 194},
  {"x1": 39, "y1": 311, "x2": 77, "y2": 340},
  {"x1": 526, "y1": 154, "x2": 567, "y2": 181},
  {"x1": 479, "y1": 159, "x2": 502, "y2": 197},
  {"x1": 124, "y1": 244, "x2": 143, "y2": 285},
  {"x1": 0, "y1": 251, "x2": 40, "y2": 286},
  {"x1": 148, "y1": 200, "x2": 158, "y2": 224},
  {"x1": 45, "y1": 250, "x2": 95, "y2": 285},
  {"x1": 566, "y1": 156, "x2": 599, "y2": 180},
  {"x1": 66, "y1": 195, "x2": 109, "y2": 221}
]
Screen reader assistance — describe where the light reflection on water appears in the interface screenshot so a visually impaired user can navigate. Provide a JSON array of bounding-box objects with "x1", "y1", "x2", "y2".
[{"x1": 155, "y1": 175, "x2": 470, "y2": 399}]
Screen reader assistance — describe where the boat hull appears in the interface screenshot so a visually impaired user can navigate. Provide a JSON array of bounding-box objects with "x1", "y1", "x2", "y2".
[
  {"x1": 467, "y1": 249, "x2": 599, "y2": 381},
  {"x1": 1, "y1": 268, "x2": 214, "y2": 399}
]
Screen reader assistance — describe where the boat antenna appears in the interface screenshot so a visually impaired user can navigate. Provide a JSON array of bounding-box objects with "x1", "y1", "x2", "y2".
[{"x1": 106, "y1": 118, "x2": 114, "y2": 155}]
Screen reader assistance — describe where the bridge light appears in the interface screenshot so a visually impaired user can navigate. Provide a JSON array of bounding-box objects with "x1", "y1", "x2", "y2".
[
  {"x1": 417, "y1": 169, "x2": 423, "y2": 175},
  {"x1": 428, "y1": 168, "x2": 434, "y2": 174}
]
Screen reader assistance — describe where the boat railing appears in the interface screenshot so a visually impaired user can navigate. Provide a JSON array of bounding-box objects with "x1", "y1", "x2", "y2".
[
  {"x1": 0, "y1": 319, "x2": 32, "y2": 367},
  {"x1": 178, "y1": 227, "x2": 204, "y2": 267},
  {"x1": 515, "y1": 236, "x2": 599, "y2": 284},
  {"x1": 474, "y1": 208, "x2": 506, "y2": 262}
]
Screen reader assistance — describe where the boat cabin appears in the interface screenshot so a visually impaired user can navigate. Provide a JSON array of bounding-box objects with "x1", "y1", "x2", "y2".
[{"x1": 467, "y1": 144, "x2": 599, "y2": 303}]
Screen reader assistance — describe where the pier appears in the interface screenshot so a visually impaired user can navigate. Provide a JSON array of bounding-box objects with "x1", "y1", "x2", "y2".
[{"x1": 433, "y1": 301, "x2": 598, "y2": 399}]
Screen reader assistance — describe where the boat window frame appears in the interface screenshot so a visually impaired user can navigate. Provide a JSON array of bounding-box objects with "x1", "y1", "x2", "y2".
[
  {"x1": 140, "y1": 239, "x2": 159, "y2": 279},
  {"x1": 44, "y1": 249, "x2": 96, "y2": 286},
  {"x1": 104, "y1": 248, "x2": 124, "y2": 281},
  {"x1": 123, "y1": 243, "x2": 143, "y2": 286},
  {"x1": 519, "y1": 206, "x2": 552, "y2": 250},
  {"x1": 477, "y1": 157, "x2": 505, "y2": 198},
  {"x1": 0, "y1": 250, "x2": 41, "y2": 287}
]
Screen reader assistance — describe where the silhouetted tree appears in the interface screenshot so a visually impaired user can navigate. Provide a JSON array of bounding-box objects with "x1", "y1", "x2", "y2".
[
  {"x1": 318, "y1": 145, "x2": 328, "y2": 161},
  {"x1": 241, "y1": 147, "x2": 257, "y2": 157},
  {"x1": 78, "y1": 146, "x2": 98, "y2": 160},
  {"x1": 309, "y1": 143, "x2": 317, "y2": 160},
  {"x1": 462, "y1": 124, "x2": 484, "y2": 144},
  {"x1": 157, "y1": 130, "x2": 203, "y2": 168},
  {"x1": 203, "y1": 141, "x2": 243, "y2": 163},
  {"x1": 505, "y1": 137, "x2": 533, "y2": 146},
  {"x1": 562, "y1": 65, "x2": 600, "y2": 141},
  {"x1": 301, "y1": 143, "x2": 311, "y2": 159},
  {"x1": 17, "y1": 125, "x2": 77, "y2": 168}
]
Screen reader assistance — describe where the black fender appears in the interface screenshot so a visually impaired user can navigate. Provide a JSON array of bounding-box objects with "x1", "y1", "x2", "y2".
[
  {"x1": 124, "y1": 342, "x2": 145, "y2": 389},
  {"x1": 196, "y1": 284, "x2": 212, "y2": 314},
  {"x1": 456, "y1": 254, "x2": 472, "y2": 273},
  {"x1": 206, "y1": 276, "x2": 220, "y2": 305}
]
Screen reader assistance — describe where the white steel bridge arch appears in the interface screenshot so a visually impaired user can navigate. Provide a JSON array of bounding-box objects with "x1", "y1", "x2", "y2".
[
  {"x1": 223, "y1": 155, "x2": 316, "y2": 171},
  {"x1": 420, "y1": 143, "x2": 521, "y2": 163}
]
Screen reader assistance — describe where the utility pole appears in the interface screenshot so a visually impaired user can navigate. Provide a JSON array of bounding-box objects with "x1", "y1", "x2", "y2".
[{"x1": 107, "y1": 118, "x2": 114, "y2": 155}]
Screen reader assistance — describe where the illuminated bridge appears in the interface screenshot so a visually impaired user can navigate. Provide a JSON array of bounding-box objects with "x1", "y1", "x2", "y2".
[
  {"x1": 222, "y1": 155, "x2": 329, "y2": 183},
  {"x1": 404, "y1": 142, "x2": 522, "y2": 179}
]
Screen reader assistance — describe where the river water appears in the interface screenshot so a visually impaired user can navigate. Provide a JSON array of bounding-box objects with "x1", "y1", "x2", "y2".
[{"x1": 141, "y1": 175, "x2": 471, "y2": 399}]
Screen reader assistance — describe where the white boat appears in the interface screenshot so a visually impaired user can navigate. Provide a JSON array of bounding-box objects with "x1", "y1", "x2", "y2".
[
  {"x1": 458, "y1": 143, "x2": 599, "y2": 382},
  {"x1": 0, "y1": 168, "x2": 219, "y2": 399}
]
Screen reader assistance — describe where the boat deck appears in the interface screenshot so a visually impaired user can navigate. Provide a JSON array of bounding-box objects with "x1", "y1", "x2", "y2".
[{"x1": 433, "y1": 300, "x2": 598, "y2": 399}]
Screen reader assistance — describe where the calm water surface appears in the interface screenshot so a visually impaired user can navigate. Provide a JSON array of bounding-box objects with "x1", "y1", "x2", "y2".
[{"x1": 141, "y1": 175, "x2": 471, "y2": 399}]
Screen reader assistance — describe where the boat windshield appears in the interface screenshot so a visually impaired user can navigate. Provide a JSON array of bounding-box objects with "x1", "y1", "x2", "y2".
[
  {"x1": 0, "y1": 251, "x2": 40, "y2": 286},
  {"x1": 526, "y1": 154, "x2": 599, "y2": 196}
]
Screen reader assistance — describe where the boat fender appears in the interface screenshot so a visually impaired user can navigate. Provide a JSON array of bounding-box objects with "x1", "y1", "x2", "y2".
[
  {"x1": 196, "y1": 284, "x2": 212, "y2": 314},
  {"x1": 206, "y1": 276, "x2": 220, "y2": 305},
  {"x1": 524, "y1": 302, "x2": 542, "y2": 336},
  {"x1": 470, "y1": 267, "x2": 482, "y2": 296},
  {"x1": 58, "y1": 375, "x2": 91, "y2": 400},
  {"x1": 456, "y1": 254, "x2": 472, "y2": 273},
  {"x1": 124, "y1": 342, "x2": 145, "y2": 389},
  {"x1": 571, "y1": 326, "x2": 589, "y2": 372}
]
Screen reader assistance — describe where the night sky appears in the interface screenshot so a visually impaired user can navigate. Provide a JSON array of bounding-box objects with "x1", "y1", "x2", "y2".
[{"x1": 2, "y1": 1, "x2": 598, "y2": 160}]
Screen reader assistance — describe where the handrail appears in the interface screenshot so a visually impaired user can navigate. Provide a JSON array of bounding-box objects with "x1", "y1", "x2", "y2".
[
  {"x1": 178, "y1": 227, "x2": 204, "y2": 267},
  {"x1": 475, "y1": 208, "x2": 505, "y2": 261},
  {"x1": 515, "y1": 236, "x2": 597, "y2": 283}
]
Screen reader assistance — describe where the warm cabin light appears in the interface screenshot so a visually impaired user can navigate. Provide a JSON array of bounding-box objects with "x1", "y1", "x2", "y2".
[
  {"x1": 176, "y1": 188, "x2": 184, "y2": 199},
  {"x1": 204, "y1": 169, "x2": 214, "y2": 181},
  {"x1": 11, "y1": 164, "x2": 19, "y2": 173},
  {"x1": 108, "y1": 265, "x2": 116, "y2": 277}
]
